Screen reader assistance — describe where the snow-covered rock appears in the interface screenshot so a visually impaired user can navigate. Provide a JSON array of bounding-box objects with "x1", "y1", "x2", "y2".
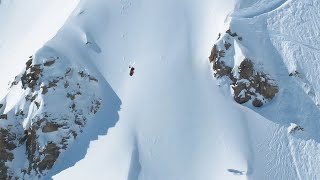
[
  {"x1": 209, "y1": 29, "x2": 278, "y2": 107},
  {"x1": 0, "y1": 47, "x2": 103, "y2": 179}
]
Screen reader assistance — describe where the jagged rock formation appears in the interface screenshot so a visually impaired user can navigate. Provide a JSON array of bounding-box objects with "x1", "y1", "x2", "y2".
[
  {"x1": 209, "y1": 29, "x2": 278, "y2": 107},
  {"x1": 0, "y1": 49, "x2": 102, "y2": 179}
]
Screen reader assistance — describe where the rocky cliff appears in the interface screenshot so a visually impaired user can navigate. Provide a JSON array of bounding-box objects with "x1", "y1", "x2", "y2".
[{"x1": 0, "y1": 47, "x2": 102, "y2": 179}]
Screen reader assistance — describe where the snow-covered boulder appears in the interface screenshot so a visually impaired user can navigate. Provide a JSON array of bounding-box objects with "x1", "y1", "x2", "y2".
[{"x1": 209, "y1": 29, "x2": 278, "y2": 107}]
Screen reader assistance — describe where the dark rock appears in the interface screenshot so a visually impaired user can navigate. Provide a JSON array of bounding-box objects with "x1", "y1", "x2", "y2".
[
  {"x1": 209, "y1": 45, "x2": 219, "y2": 63},
  {"x1": 233, "y1": 83, "x2": 251, "y2": 104},
  {"x1": 217, "y1": 33, "x2": 221, "y2": 40},
  {"x1": 213, "y1": 60, "x2": 233, "y2": 78},
  {"x1": 42, "y1": 123, "x2": 60, "y2": 133},
  {"x1": 44, "y1": 59, "x2": 56, "y2": 66},
  {"x1": 37, "y1": 143, "x2": 60, "y2": 173},
  {"x1": 65, "y1": 68, "x2": 72, "y2": 77},
  {"x1": 48, "y1": 81, "x2": 58, "y2": 88},
  {"x1": 89, "y1": 76, "x2": 98, "y2": 82},
  {"x1": 0, "y1": 114, "x2": 7, "y2": 120},
  {"x1": 34, "y1": 101, "x2": 40, "y2": 109},
  {"x1": 31, "y1": 94, "x2": 38, "y2": 102},
  {"x1": 0, "y1": 128, "x2": 17, "y2": 179},
  {"x1": 252, "y1": 74, "x2": 278, "y2": 99},
  {"x1": 41, "y1": 86, "x2": 48, "y2": 94},
  {"x1": 15, "y1": 110, "x2": 25, "y2": 117},
  {"x1": 26, "y1": 59, "x2": 33, "y2": 70},
  {"x1": 91, "y1": 99, "x2": 102, "y2": 114},
  {"x1": 289, "y1": 70, "x2": 299, "y2": 77},
  {"x1": 226, "y1": 29, "x2": 238, "y2": 37},
  {"x1": 224, "y1": 41, "x2": 232, "y2": 50},
  {"x1": 78, "y1": 71, "x2": 88, "y2": 77},
  {"x1": 64, "y1": 81, "x2": 69, "y2": 88},
  {"x1": 252, "y1": 98, "x2": 263, "y2": 107},
  {"x1": 239, "y1": 59, "x2": 254, "y2": 79},
  {"x1": 289, "y1": 124, "x2": 304, "y2": 134},
  {"x1": 67, "y1": 92, "x2": 82, "y2": 100}
]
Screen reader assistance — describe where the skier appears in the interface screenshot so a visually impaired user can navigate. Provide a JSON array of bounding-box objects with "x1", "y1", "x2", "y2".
[{"x1": 129, "y1": 66, "x2": 135, "y2": 76}]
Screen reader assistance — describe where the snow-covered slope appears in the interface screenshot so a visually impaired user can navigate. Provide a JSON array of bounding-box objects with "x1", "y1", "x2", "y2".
[
  {"x1": 1, "y1": 0, "x2": 320, "y2": 179},
  {"x1": 0, "y1": 0, "x2": 79, "y2": 98}
]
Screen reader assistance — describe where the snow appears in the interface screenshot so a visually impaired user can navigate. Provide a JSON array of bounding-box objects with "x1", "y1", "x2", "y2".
[
  {"x1": 1, "y1": 0, "x2": 320, "y2": 179},
  {"x1": 0, "y1": 0, "x2": 79, "y2": 98}
]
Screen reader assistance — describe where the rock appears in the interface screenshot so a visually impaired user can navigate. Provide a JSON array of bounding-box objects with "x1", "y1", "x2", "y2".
[
  {"x1": 26, "y1": 59, "x2": 33, "y2": 70},
  {"x1": 252, "y1": 98, "x2": 263, "y2": 107},
  {"x1": 0, "y1": 114, "x2": 7, "y2": 120},
  {"x1": 89, "y1": 76, "x2": 98, "y2": 82},
  {"x1": 78, "y1": 71, "x2": 88, "y2": 77},
  {"x1": 37, "y1": 143, "x2": 60, "y2": 173},
  {"x1": 0, "y1": 162, "x2": 9, "y2": 180},
  {"x1": 209, "y1": 42, "x2": 279, "y2": 107},
  {"x1": 209, "y1": 46, "x2": 234, "y2": 79},
  {"x1": 42, "y1": 123, "x2": 60, "y2": 133},
  {"x1": 44, "y1": 59, "x2": 56, "y2": 66},
  {"x1": 253, "y1": 74, "x2": 278, "y2": 99},
  {"x1": 34, "y1": 101, "x2": 41, "y2": 109},
  {"x1": 209, "y1": 45, "x2": 219, "y2": 63},
  {"x1": 91, "y1": 99, "x2": 102, "y2": 114},
  {"x1": 289, "y1": 70, "x2": 299, "y2": 77},
  {"x1": 31, "y1": 94, "x2": 38, "y2": 102},
  {"x1": 224, "y1": 41, "x2": 232, "y2": 50},
  {"x1": 64, "y1": 81, "x2": 70, "y2": 88},
  {"x1": 41, "y1": 86, "x2": 48, "y2": 94},
  {"x1": 0, "y1": 129, "x2": 17, "y2": 179},
  {"x1": 288, "y1": 123, "x2": 304, "y2": 134},
  {"x1": 48, "y1": 81, "x2": 58, "y2": 88},
  {"x1": 213, "y1": 60, "x2": 233, "y2": 78},
  {"x1": 239, "y1": 59, "x2": 254, "y2": 79},
  {"x1": 1, "y1": 51, "x2": 103, "y2": 178},
  {"x1": 11, "y1": 79, "x2": 19, "y2": 87},
  {"x1": 67, "y1": 92, "x2": 82, "y2": 100},
  {"x1": 22, "y1": 63, "x2": 43, "y2": 90},
  {"x1": 217, "y1": 33, "x2": 221, "y2": 40},
  {"x1": 15, "y1": 110, "x2": 25, "y2": 117},
  {"x1": 226, "y1": 29, "x2": 238, "y2": 37},
  {"x1": 233, "y1": 83, "x2": 251, "y2": 104},
  {"x1": 65, "y1": 68, "x2": 72, "y2": 76},
  {"x1": 26, "y1": 127, "x2": 37, "y2": 163}
]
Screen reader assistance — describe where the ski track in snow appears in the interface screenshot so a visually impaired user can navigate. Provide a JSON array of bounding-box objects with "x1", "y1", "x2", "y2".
[{"x1": 270, "y1": 33, "x2": 320, "y2": 52}]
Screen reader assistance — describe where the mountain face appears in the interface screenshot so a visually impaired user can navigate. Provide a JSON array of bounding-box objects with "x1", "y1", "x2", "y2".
[
  {"x1": 0, "y1": 48, "x2": 105, "y2": 179},
  {"x1": 1, "y1": 0, "x2": 320, "y2": 179}
]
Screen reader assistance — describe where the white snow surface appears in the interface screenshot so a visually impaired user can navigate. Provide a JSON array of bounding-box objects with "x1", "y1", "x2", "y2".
[
  {"x1": 1, "y1": 0, "x2": 320, "y2": 179},
  {"x1": 0, "y1": 0, "x2": 79, "y2": 98}
]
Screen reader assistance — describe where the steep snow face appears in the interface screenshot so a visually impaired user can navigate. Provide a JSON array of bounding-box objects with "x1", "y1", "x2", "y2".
[
  {"x1": 0, "y1": 0, "x2": 79, "y2": 98},
  {"x1": 1, "y1": 0, "x2": 320, "y2": 179},
  {"x1": 52, "y1": 0, "x2": 317, "y2": 179}
]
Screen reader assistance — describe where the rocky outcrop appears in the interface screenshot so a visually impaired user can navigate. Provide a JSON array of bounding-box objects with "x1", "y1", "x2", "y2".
[
  {"x1": 209, "y1": 29, "x2": 278, "y2": 107},
  {"x1": 288, "y1": 123, "x2": 304, "y2": 134},
  {"x1": 0, "y1": 129, "x2": 18, "y2": 180},
  {"x1": 0, "y1": 52, "x2": 103, "y2": 179}
]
